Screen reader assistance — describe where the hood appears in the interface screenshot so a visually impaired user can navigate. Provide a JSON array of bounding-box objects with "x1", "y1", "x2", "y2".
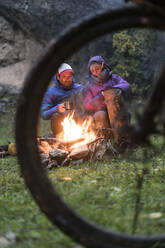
[
  {"x1": 87, "y1": 55, "x2": 105, "y2": 69},
  {"x1": 53, "y1": 75, "x2": 76, "y2": 91},
  {"x1": 87, "y1": 56, "x2": 112, "y2": 84}
]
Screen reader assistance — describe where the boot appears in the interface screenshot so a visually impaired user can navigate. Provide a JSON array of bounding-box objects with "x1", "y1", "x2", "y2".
[{"x1": 102, "y1": 88, "x2": 131, "y2": 149}]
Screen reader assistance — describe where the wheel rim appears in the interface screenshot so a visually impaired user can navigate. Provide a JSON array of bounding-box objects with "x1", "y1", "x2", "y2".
[{"x1": 16, "y1": 5, "x2": 165, "y2": 248}]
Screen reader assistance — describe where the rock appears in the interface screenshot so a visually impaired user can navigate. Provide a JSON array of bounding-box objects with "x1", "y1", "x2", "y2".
[
  {"x1": 0, "y1": 103, "x2": 5, "y2": 112},
  {"x1": 0, "y1": 0, "x2": 125, "y2": 88},
  {"x1": 0, "y1": 237, "x2": 11, "y2": 247},
  {"x1": 40, "y1": 153, "x2": 49, "y2": 160},
  {"x1": 5, "y1": 232, "x2": 16, "y2": 243},
  {"x1": 41, "y1": 158, "x2": 49, "y2": 167},
  {"x1": 0, "y1": 0, "x2": 161, "y2": 94},
  {"x1": 60, "y1": 157, "x2": 70, "y2": 167},
  {"x1": 70, "y1": 159, "x2": 84, "y2": 165},
  {"x1": 47, "y1": 160, "x2": 58, "y2": 169},
  {"x1": 0, "y1": 232, "x2": 16, "y2": 247},
  {"x1": 0, "y1": 85, "x2": 7, "y2": 98},
  {"x1": 1, "y1": 97, "x2": 10, "y2": 103},
  {"x1": 49, "y1": 149, "x2": 68, "y2": 162},
  {"x1": 7, "y1": 87, "x2": 20, "y2": 95},
  {"x1": 0, "y1": 0, "x2": 125, "y2": 41}
]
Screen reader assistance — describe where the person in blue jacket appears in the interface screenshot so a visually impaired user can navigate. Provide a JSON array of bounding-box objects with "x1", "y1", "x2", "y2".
[{"x1": 41, "y1": 63, "x2": 84, "y2": 137}]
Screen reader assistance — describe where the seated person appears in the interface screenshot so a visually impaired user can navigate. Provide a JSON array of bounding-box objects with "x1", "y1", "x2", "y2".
[
  {"x1": 83, "y1": 55, "x2": 131, "y2": 149},
  {"x1": 41, "y1": 63, "x2": 84, "y2": 137}
]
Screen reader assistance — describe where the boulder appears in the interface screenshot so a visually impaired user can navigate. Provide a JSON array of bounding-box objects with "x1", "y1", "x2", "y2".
[{"x1": 0, "y1": 0, "x2": 125, "y2": 88}]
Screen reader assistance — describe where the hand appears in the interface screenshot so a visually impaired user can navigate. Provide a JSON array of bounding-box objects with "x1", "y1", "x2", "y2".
[{"x1": 58, "y1": 102, "x2": 66, "y2": 113}]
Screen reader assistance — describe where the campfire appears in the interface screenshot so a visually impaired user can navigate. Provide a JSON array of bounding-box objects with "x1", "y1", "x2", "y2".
[
  {"x1": 57, "y1": 113, "x2": 96, "y2": 149},
  {"x1": 38, "y1": 113, "x2": 116, "y2": 169}
]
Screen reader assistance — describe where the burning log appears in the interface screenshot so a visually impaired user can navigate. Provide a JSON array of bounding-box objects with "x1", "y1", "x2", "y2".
[
  {"x1": 88, "y1": 138, "x2": 107, "y2": 160},
  {"x1": 38, "y1": 134, "x2": 117, "y2": 168},
  {"x1": 38, "y1": 141, "x2": 52, "y2": 154},
  {"x1": 38, "y1": 138, "x2": 64, "y2": 150},
  {"x1": 38, "y1": 137, "x2": 84, "y2": 150},
  {"x1": 69, "y1": 144, "x2": 89, "y2": 160},
  {"x1": 59, "y1": 138, "x2": 84, "y2": 149}
]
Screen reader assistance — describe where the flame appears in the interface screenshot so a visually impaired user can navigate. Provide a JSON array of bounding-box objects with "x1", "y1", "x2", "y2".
[{"x1": 57, "y1": 112, "x2": 96, "y2": 148}]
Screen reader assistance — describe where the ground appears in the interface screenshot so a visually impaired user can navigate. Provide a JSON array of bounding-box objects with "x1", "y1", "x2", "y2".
[{"x1": 0, "y1": 102, "x2": 165, "y2": 248}]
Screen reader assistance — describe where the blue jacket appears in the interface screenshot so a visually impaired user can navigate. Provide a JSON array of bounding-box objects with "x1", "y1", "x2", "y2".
[{"x1": 41, "y1": 75, "x2": 84, "y2": 120}]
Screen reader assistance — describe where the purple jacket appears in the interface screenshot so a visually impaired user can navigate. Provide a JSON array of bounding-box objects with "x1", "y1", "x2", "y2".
[{"x1": 83, "y1": 56, "x2": 131, "y2": 112}]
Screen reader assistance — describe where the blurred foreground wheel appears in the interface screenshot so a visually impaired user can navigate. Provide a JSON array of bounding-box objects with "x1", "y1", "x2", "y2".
[{"x1": 16, "y1": 4, "x2": 165, "y2": 248}]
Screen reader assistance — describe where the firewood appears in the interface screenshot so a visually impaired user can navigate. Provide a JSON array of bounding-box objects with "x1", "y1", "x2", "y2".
[
  {"x1": 38, "y1": 137, "x2": 84, "y2": 150},
  {"x1": 37, "y1": 137, "x2": 57, "y2": 145},
  {"x1": 69, "y1": 145, "x2": 89, "y2": 160},
  {"x1": 60, "y1": 157, "x2": 70, "y2": 167},
  {"x1": 39, "y1": 141, "x2": 52, "y2": 154},
  {"x1": 56, "y1": 137, "x2": 84, "y2": 148},
  {"x1": 88, "y1": 138, "x2": 107, "y2": 160},
  {"x1": 106, "y1": 141, "x2": 118, "y2": 157},
  {"x1": 49, "y1": 149, "x2": 68, "y2": 163},
  {"x1": 47, "y1": 161, "x2": 58, "y2": 169}
]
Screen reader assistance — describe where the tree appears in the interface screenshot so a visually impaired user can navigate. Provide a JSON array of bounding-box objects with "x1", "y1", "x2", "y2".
[{"x1": 110, "y1": 29, "x2": 157, "y2": 96}]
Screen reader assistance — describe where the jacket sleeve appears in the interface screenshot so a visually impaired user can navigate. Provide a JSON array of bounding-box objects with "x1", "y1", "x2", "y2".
[
  {"x1": 41, "y1": 104, "x2": 60, "y2": 120},
  {"x1": 41, "y1": 92, "x2": 60, "y2": 120},
  {"x1": 111, "y1": 75, "x2": 131, "y2": 93},
  {"x1": 83, "y1": 91, "x2": 104, "y2": 112}
]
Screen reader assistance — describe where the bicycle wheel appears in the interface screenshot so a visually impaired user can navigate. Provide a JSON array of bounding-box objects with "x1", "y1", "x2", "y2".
[{"x1": 16, "y1": 4, "x2": 165, "y2": 248}]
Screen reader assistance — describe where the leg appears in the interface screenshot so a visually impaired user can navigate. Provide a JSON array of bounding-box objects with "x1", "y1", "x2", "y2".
[
  {"x1": 51, "y1": 113, "x2": 65, "y2": 137},
  {"x1": 103, "y1": 88, "x2": 130, "y2": 148}
]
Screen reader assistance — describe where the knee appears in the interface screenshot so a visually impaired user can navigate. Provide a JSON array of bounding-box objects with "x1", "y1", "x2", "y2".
[
  {"x1": 51, "y1": 112, "x2": 62, "y2": 123},
  {"x1": 94, "y1": 111, "x2": 107, "y2": 121},
  {"x1": 93, "y1": 111, "x2": 109, "y2": 128}
]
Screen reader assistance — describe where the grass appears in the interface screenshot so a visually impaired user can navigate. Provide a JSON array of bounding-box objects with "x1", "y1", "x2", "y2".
[{"x1": 1, "y1": 101, "x2": 165, "y2": 247}]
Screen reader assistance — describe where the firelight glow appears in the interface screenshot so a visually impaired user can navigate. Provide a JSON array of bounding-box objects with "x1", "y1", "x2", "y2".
[{"x1": 57, "y1": 112, "x2": 96, "y2": 148}]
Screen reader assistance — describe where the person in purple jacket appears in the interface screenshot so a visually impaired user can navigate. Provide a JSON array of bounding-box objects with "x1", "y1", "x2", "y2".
[
  {"x1": 83, "y1": 56, "x2": 131, "y2": 149},
  {"x1": 41, "y1": 63, "x2": 84, "y2": 137}
]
